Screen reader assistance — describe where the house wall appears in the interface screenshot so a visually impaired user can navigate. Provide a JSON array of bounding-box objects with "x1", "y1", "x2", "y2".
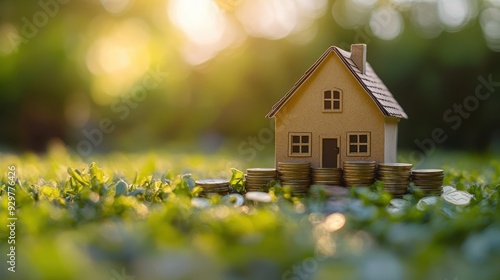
[
  {"x1": 274, "y1": 51, "x2": 386, "y2": 168},
  {"x1": 384, "y1": 117, "x2": 399, "y2": 163}
]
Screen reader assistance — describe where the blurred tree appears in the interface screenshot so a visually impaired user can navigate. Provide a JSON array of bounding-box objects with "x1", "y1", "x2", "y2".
[{"x1": 0, "y1": 0, "x2": 499, "y2": 153}]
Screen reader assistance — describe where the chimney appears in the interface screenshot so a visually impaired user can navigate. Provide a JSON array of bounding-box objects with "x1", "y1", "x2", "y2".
[{"x1": 350, "y1": 44, "x2": 367, "y2": 74}]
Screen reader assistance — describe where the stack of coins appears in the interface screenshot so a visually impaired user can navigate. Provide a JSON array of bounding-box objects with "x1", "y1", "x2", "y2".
[
  {"x1": 278, "y1": 162, "x2": 311, "y2": 195},
  {"x1": 245, "y1": 168, "x2": 277, "y2": 192},
  {"x1": 311, "y1": 168, "x2": 343, "y2": 186},
  {"x1": 195, "y1": 179, "x2": 230, "y2": 196},
  {"x1": 343, "y1": 160, "x2": 376, "y2": 187},
  {"x1": 411, "y1": 169, "x2": 444, "y2": 195},
  {"x1": 378, "y1": 163, "x2": 412, "y2": 197}
]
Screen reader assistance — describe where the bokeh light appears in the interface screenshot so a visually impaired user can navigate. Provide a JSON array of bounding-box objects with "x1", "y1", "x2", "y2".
[
  {"x1": 369, "y1": 7, "x2": 403, "y2": 40},
  {"x1": 167, "y1": 0, "x2": 240, "y2": 65},
  {"x1": 236, "y1": 0, "x2": 327, "y2": 40},
  {"x1": 100, "y1": 0, "x2": 131, "y2": 14},
  {"x1": 1, "y1": 0, "x2": 500, "y2": 153},
  {"x1": 437, "y1": 0, "x2": 473, "y2": 31},
  {"x1": 332, "y1": 0, "x2": 371, "y2": 29},
  {"x1": 236, "y1": 0, "x2": 299, "y2": 40},
  {"x1": 168, "y1": 0, "x2": 226, "y2": 46},
  {"x1": 353, "y1": 0, "x2": 377, "y2": 8},
  {"x1": 323, "y1": 213, "x2": 346, "y2": 232},
  {"x1": 480, "y1": 7, "x2": 500, "y2": 51},
  {"x1": 410, "y1": 1, "x2": 443, "y2": 38},
  {"x1": 85, "y1": 18, "x2": 151, "y2": 104},
  {"x1": 0, "y1": 24, "x2": 20, "y2": 55}
]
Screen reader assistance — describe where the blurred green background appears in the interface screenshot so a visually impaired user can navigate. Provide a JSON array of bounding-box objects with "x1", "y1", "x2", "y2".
[{"x1": 1, "y1": 0, "x2": 499, "y2": 156}]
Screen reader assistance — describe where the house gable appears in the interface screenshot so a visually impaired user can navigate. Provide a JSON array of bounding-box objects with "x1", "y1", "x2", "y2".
[
  {"x1": 272, "y1": 50, "x2": 387, "y2": 167},
  {"x1": 266, "y1": 46, "x2": 407, "y2": 120},
  {"x1": 273, "y1": 51, "x2": 385, "y2": 127}
]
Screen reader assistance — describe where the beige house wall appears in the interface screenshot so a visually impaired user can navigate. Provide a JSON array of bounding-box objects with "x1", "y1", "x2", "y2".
[{"x1": 274, "y1": 51, "x2": 387, "y2": 168}]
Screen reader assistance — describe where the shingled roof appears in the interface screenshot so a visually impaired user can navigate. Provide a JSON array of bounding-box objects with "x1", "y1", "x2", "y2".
[{"x1": 265, "y1": 46, "x2": 408, "y2": 119}]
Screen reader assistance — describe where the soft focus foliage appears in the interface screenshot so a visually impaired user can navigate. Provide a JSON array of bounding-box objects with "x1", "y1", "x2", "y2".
[
  {"x1": 1, "y1": 150, "x2": 500, "y2": 279},
  {"x1": 0, "y1": 0, "x2": 499, "y2": 154}
]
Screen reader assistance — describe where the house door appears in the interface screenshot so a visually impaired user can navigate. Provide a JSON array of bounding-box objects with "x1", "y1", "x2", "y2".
[{"x1": 322, "y1": 138, "x2": 339, "y2": 168}]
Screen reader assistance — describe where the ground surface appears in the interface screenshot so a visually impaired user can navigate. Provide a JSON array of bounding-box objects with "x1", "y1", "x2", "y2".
[{"x1": 0, "y1": 149, "x2": 499, "y2": 280}]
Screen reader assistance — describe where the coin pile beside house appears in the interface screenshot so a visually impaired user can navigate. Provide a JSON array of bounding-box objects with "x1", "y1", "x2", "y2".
[
  {"x1": 195, "y1": 163, "x2": 445, "y2": 199},
  {"x1": 311, "y1": 167, "x2": 343, "y2": 186},
  {"x1": 378, "y1": 163, "x2": 413, "y2": 197},
  {"x1": 277, "y1": 162, "x2": 311, "y2": 195},
  {"x1": 342, "y1": 160, "x2": 376, "y2": 187},
  {"x1": 411, "y1": 169, "x2": 444, "y2": 196},
  {"x1": 245, "y1": 168, "x2": 277, "y2": 192},
  {"x1": 195, "y1": 179, "x2": 230, "y2": 196}
]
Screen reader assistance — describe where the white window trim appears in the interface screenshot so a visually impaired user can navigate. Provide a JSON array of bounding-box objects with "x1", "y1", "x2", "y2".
[{"x1": 288, "y1": 132, "x2": 312, "y2": 157}]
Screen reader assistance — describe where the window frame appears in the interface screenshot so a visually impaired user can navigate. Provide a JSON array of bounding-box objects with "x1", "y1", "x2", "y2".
[
  {"x1": 288, "y1": 132, "x2": 312, "y2": 157},
  {"x1": 322, "y1": 88, "x2": 342, "y2": 113},
  {"x1": 347, "y1": 132, "x2": 371, "y2": 157}
]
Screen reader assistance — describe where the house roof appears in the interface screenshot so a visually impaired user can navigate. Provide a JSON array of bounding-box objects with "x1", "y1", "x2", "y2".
[{"x1": 265, "y1": 46, "x2": 408, "y2": 119}]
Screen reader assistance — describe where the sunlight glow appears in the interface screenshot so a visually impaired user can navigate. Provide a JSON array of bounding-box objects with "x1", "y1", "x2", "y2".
[
  {"x1": 237, "y1": 0, "x2": 327, "y2": 40},
  {"x1": 168, "y1": 0, "x2": 226, "y2": 45},
  {"x1": 100, "y1": 0, "x2": 130, "y2": 14},
  {"x1": 91, "y1": 39, "x2": 131, "y2": 74},
  {"x1": 167, "y1": 0, "x2": 241, "y2": 65},
  {"x1": 167, "y1": 0, "x2": 326, "y2": 64},
  {"x1": 85, "y1": 19, "x2": 151, "y2": 104},
  {"x1": 0, "y1": 24, "x2": 20, "y2": 55},
  {"x1": 236, "y1": 0, "x2": 298, "y2": 39}
]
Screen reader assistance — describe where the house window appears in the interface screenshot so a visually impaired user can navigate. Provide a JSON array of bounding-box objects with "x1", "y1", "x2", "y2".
[
  {"x1": 323, "y1": 89, "x2": 342, "y2": 112},
  {"x1": 289, "y1": 133, "x2": 311, "y2": 157},
  {"x1": 347, "y1": 132, "x2": 370, "y2": 156}
]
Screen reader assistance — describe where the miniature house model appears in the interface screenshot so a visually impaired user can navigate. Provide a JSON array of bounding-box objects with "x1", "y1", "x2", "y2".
[{"x1": 266, "y1": 44, "x2": 407, "y2": 168}]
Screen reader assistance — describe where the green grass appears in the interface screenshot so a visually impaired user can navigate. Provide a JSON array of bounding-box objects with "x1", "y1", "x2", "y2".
[{"x1": 1, "y1": 148, "x2": 500, "y2": 280}]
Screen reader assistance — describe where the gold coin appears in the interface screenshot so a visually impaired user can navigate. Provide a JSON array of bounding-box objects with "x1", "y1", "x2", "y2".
[
  {"x1": 378, "y1": 163, "x2": 413, "y2": 167},
  {"x1": 411, "y1": 168, "x2": 443, "y2": 173},
  {"x1": 196, "y1": 178, "x2": 229, "y2": 185},
  {"x1": 247, "y1": 167, "x2": 276, "y2": 172}
]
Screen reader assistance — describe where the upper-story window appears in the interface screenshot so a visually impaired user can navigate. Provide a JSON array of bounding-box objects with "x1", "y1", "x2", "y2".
[{"x1": 323, "y1": 89, "x2": 342, "y2": 112}]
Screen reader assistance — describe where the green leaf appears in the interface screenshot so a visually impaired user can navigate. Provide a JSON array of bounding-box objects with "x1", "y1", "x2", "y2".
[
  {"x1": 172, "y1": 174, "x2": 194, "y2": 196},
  {"x1": 115, "y1": 180, "x2": 128, "y2": 197},
  {"x1": 67, "y1": 167, "x2": 89, "y2": 187},
  {"x1": 89, "y1": 162, "x2": 107, "y2": 183},
  {"x1": 39, "y1": 185, "x2": 61, "y2": 200},
  {"x1": 183, "y1": 174, "x2": 196, "y2": 190},
  {"x1": 229, "y1": 168, "x2": 245, "y2": 193},
  {"x1": 128, "y1": 188, "x2": 145, "y2": 196}
]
